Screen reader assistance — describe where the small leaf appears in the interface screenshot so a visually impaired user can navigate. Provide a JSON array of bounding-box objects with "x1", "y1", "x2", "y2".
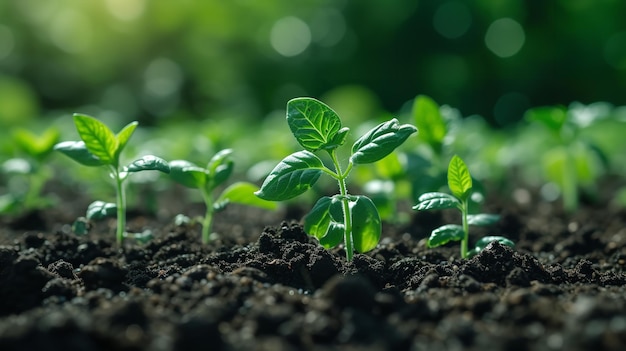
[
  {"x1": 325, "y1": 127, "x2": 350, "y2": 149},
  {"x1": 350, "y1": 195, "x2": 381, "y2": 253},
  {"x1": 73, "y1": 114, "x2": 117, "y2": 165},
  {"x1": 13, "y1": 128, "x2": 60, "y2": 160},
  {"x1": 350, "y1": 118, "x2": 417, "y2": 164},
  {"x1": 54, "y1": 141, "x2": 105, "y2": 167},
  {"x1": 124, "y1": 155, "x2": 170, "y2": 173},
  {"x1": 169, "y1": 160, "x2": 207, "y2": 188},
  {"x1": 447, "y1": 155, "x2": 472, "y2": 201},
  {"x1": 468, "y1": 236, "x2": 515, "y2": 257},
  {"x1": 287, "y1": 97, "x2": 343, "y2": 151},
  {"x1": 115, "y1": 121, "x2": 138, "y2": 161},
  {"x1": 413, "y1": 192, "x2": 461, "y2": 211},
  {"x1": 304, "y1": 196, "x2": 334, "y2": 241},
  {"x1": 319, "y1": 222, "x2": 344, "y2": 249},
  {"x1": 412, "y1": 95, "x2": 446, "y2": 153},
  {"x1": 215, "y1": 182, "x2": 277, "y2": 210},
  {"x1": 255, "y1": 151, "x2": 324, "y2": 201},
  {"x1": 86, "y1": 201, "x2": 117, "y2": 220},
  {"x1": 427, "y1": 224, "x2": 464, "y2": 248},
  {"x1": 207, "y1": 149, "x2": 234, "y2": 189},
  {"x1": 467, "y1": 213, "x2": 500, "y2": 226}
]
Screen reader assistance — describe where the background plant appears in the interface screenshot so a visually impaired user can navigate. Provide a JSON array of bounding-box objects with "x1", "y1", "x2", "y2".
[
  {"x1": 413, "y1": 155, "x2": 513, "y2": 258},
  {"x1": 0, "y1": 127, "x2": 60, "y2": 214},
  {"x1": 169, "y1": 149, "x2": 277, "y2": 244},
  {"x1": 54, "y1": 114, "x2": 170, "y2": 245},
  {"x1": 255, "y1": 97, "x2": 417, "y2": 261}
]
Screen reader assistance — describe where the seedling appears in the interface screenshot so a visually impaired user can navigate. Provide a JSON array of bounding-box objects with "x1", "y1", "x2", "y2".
[
  {"x1": 169, "y1": 149, "x2": 277, "y2": 244},
  {"x1": 413, "y1": 155, "x2": 513, "y2": 258},
  {"x1": 255, "y1": 97, "x2": 417, "y2": 261},
  {"x1": 0, "y1": 127, "x2": 60, "y2": 213},
  {"x1": 54, "y1": 114, "x2": 170, "y2": 245}
]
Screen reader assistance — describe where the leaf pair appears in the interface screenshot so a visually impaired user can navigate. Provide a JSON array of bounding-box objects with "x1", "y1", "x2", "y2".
[
  {"x1": 54, "y1": 114, "x2": 170, "y2": 174},
  {"x1": 304, "y1": 195, "x2": 381, "y2": 253}
]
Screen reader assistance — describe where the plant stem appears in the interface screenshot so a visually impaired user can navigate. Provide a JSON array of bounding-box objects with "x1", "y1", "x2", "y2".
[
  {"x1": 329, "y1": 150, "x2": 353, "y2": 261},
  {"x1": 113, "y1": 167, "x2": 126, "y2": 246},
  {"x1": 461, "y1": 199, "x2": 469, "y2": 258},
  {"x1": 200, "y1": 187, "x2": 214, "y2": 244}
]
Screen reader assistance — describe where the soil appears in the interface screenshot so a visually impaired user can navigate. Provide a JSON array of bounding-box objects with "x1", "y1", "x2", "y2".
[{"x1": 1, "y1": 186, "x2": 626, "y2": 351}]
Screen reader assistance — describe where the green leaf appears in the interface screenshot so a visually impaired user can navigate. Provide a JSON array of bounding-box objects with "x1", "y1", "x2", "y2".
[
  {"x1": 304, "y1": 196, "x2": 334, "y2": 241},
  {"x1": 115, "y1": 121, "x2": 138, "y2": 160},
  {"x1": 427, "y1": 224, "x2": 464, "y2": 248},
  {"x1": 13, "y1": 128, "x2": 60, "y2": 160},
  {"x1": 413, "y1": 192, "x2": 461, "y2": 211},
  {"x1": 54, "y1": 141, "x2": 105, "y2": 167},
  {"x1": 350, "y1": 118, "x2": 417, "y2": 164},
  {"x1": 124, "y1": 155, "x2": 170, "y2": 173},
  {"x1": 320, "y1": 222, "x2": 344, "y2": 249},
  {"x1": 169, "y1": 160, "x2": 207, "y2": 188},
  {"x1": 208, "y1": 150, "x2": 234, "y2": 189},
  {"x1": 86, "y1": 201, "x2": 117, "y2": 220},
  {"x1": 468, "y1": 236, "x2": 515, "y2": 257},
  {"x1": 73, "y1": 114, "x2": 117, "y2": 165},
  {"x1": 350, "y1": 195, "x2": 381, "y2": 253},
  {"x1": 447, "y1": 155, "x2": 472, "y2": 200},
  {"x1": 467, "y1": 214, "x2": 500, "y2": 226},
  {"x1": 215, "y1": 182, "x2": 277, "y2": 210},
  {"x1": 412, "y1": 95, "x2": 446, "y2": 153},
  {"x1": 207, "y1": 149, "x2": 233, "y2": 173},
  {"x1": 255, "y1": 151, "x2": 324, "y2": 201},
  {"x1": 287, "y1": 97, "x2": 343, "y2": 151}
]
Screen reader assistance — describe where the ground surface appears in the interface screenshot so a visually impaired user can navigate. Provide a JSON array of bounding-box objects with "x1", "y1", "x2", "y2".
[{"x1": 1, "y1": 187, "x2": 626, "y2": 351}]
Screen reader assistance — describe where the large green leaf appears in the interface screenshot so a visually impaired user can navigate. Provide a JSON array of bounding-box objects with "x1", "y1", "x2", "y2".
[
  {"x1": 413, "y1": 192, "x2": 460, "y2": 211},
  {"x1": 350, "y1": 118, "x2": 417, "y2": 164},
  {"x1": 412, "y1": 95, "x2": 446, "y2": 152},
  {"x1": 467, "y1": 214, "x2": 500, "y2": 226},
  {"x1": 168, "y1": 160, "x2": 207, "y2": 188},
  {"x1": 54, "y1": 141, "x2": 105, "y2": 167},
  {"x1": 447, "y1": 155, "x2": 472, "y2": 201},
  {"x1": 427, "y1": 224, "x2": 464, "y2": 248},
  {"x1": 124, "y1": 155, "x2": 170, "y2": 173},
  {"x1": 73, "y1": 114, "x2": 117, "y2": 165},
  {"x1": 86, "y1": 201, "x2": 117, "y2": 220},
  {"x1": 350, "y1": 195, "x2": 381, "y2": 253},
  {"x1": 115, "y1": 121, "x2": 138, "y2": 161},
  {"x1": 255, "y1": 151, "x2": 324, "y2": 201},
  {"x1": 287, "y1": 97, "x2": 342, "y2": 151},
  {"x1": 215, "y1": 182, "x2": 277, "y2": 210}
]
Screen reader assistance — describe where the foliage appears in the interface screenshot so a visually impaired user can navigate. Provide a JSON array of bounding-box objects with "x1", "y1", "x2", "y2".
[
  {"x1": 255, "y1": 97, "x2": 416, "y2": 261},
  {"x1": 0, "y1": 127, "x2": 60, "y2": 214},
  {"x1": 169, "y1": 149, "x2": 276, "y2": 244},
  {"x1": 413, "y1": 155, "x2": 513, "y2": 258},
  {"x1": 54, "y1": 114, "x2": 170, "y2": 245}
]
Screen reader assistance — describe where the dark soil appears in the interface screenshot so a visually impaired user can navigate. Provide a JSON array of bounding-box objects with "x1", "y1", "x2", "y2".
[{"x1": 1, "y1": 188, "x2": 626, "y2": 351}]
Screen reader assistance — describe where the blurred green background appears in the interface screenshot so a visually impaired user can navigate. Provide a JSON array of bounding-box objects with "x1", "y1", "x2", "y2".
[{"x1": 2, "y1": 0, "x2": 626, "y2": 128}]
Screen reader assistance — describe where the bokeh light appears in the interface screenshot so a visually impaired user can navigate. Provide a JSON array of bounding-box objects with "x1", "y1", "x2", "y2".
[{"x1": 484, "y1": 18, "x2": 525, "y2": 58}]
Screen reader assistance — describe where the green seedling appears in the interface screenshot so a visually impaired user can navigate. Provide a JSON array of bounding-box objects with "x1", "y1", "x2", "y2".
[
  {"x1": 0, "y1": 127, "x2": 60, "y2": 213},
  {"x1": 169, "y1": 149, "x2": 277, "y2": 244},
  {"x1": 255, "y1": 97, "x2": 417, "y2": 261},
  {"x1": 413, "y1": 155, "x2": 513, "y2": 258},
  {"x1": 525, "y1": 105, "x2": 608, "y2": 212},
  {"x1": 54, "y1": 114, "x2": 170, "y2": 245}
]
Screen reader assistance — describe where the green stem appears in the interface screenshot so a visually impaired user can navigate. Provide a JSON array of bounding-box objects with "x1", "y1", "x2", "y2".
[
  {"x1": 563, "y1": 153, "x2": 578, "y2": 212},
  {"x1": 200, "y1": 187, "x2": 214, "y2": 244},
  {"x1": 329, "y1": 150, "x2": 353, "y2": 261},
  {"x1": 461, "y1": 199, "x2": 469, "y2": 258},
  {"x1": 113, "y1": 167, "x2": 126, "y2": 246}
]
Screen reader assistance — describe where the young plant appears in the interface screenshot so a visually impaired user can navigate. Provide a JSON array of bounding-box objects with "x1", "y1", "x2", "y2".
[
  {"x1": 413, "y1": 155, "x2": 513, "y2": 258},
  {"x1": 54, "y1": 114, "x2": 170, "y2": 245},
  {"x1": 255, "y1": 97, "x2": 417, "y2": 261},
  {"x1": 0, "y1": 127, "x2": 60, "y2": 213},
  {"x1": 168, "y1": 149, "x2": 277, "y2": 244}
]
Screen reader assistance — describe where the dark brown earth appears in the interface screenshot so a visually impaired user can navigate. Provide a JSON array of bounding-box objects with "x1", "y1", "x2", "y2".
[{"x1": 1, "y1": 186, "x2": 626, "y2": 351}]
